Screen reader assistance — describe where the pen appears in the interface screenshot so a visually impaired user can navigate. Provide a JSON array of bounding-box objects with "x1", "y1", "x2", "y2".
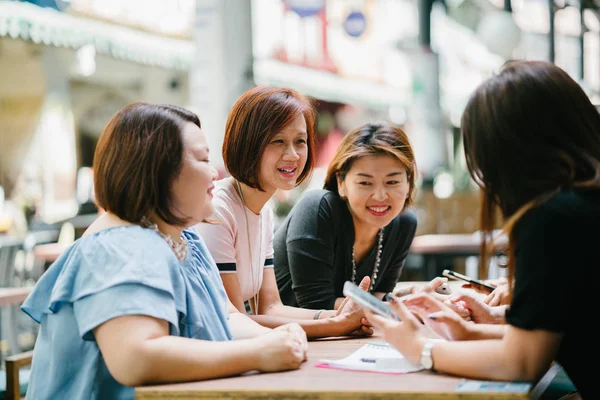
[{"x1": 360, "y1": 358, "x2": 376, "y2": 363}]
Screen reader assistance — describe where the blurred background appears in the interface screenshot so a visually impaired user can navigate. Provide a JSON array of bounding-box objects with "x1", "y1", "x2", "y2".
[
  {"x1": 0, "y1": 0, "x2": 599, "y2": 367},
  {"x1": 1, "y1": 0, "x2": 599, "y2": 235}
]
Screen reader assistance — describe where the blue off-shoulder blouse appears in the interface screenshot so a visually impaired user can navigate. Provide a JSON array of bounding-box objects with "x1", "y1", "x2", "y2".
[{"x1": 21, "y1": 226, "x2": 233, "y2": 400}]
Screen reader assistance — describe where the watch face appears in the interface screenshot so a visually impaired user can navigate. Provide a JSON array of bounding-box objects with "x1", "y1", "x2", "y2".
[
  {"x1": 421, "y1": 356, "x2": 433, "y2": 370},
  {"x1": 420, "y1": 342, "x2": 434, "y2": 369}
]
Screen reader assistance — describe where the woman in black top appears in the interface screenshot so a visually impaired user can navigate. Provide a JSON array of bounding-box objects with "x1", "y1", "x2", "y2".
[
  {"x1": 363, "y1": 60, "x2": 600, "y2": 399},
  {"x1": 274, "y1": 122, "x2": 420, "y2": 310}
]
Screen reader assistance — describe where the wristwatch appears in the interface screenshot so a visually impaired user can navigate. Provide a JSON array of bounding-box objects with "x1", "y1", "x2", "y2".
[{"x1": 419, "y1": 340, "x2": 435, "y2": 370}]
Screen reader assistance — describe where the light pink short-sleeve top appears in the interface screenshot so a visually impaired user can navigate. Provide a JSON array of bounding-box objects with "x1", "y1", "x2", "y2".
[{"x1": 195, "y1": 178, "x2": 274, "y2": 302}]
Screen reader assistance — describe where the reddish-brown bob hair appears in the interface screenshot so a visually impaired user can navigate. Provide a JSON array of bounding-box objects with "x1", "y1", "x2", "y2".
[
  {"x1": 222, "y1": 86, "x2": 317, "y2": 191},
  {"x1": 94, "y1": 102, "x2": 201, "y2": 226}
]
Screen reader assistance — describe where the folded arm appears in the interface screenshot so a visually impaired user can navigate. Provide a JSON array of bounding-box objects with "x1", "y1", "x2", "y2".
[
  {"x1": 223, "y1": 269, "x2": 367, "y2": 339},
  {"x1": 94, "y1": 314, "x2": 305, "y2": 387}
]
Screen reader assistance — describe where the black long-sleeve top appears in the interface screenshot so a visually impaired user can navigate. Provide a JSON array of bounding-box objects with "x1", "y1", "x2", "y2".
[{"x1": 274, "y1": 189, "x2": 417, "y2": 310}]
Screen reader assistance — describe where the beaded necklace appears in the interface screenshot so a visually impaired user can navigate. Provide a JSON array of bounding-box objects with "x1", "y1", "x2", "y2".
[
  {"x1": 140, "y1": 217, "x2": 188, "y2": 261},
  {"x1": 351, "y1": 228, "x2": 384, "y2": 292}
]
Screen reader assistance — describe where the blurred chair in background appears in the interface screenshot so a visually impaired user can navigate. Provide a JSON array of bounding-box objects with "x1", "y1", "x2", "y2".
[
  {"x1": 0, "y1": 231, "x2": 60, "y2": 400},
  {"x1": 0, "y1": 187, "x2": 27, "y2": 239},
  {"x1": 0, "y1": 237, "x2": 24, "y2": 361}
]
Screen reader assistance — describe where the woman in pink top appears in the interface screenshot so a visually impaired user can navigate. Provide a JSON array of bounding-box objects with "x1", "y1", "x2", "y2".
[{"x1": 196, "y1": 86, "x2": 371, "y2": 339}]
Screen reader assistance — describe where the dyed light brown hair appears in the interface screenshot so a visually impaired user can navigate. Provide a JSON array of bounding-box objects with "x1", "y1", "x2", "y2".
[
  {"x1": 323, "y1": 122, "x2": 417, "y2": 210},
  {"x1": 222, "y1": 86, "x2": 317, "y2": 191},
  {"x1": 461, "y1": 60, "x2": 600, "y2": 297},
  {"x1": 94, "y1": 102, "x2": 201, "y2": 226}
]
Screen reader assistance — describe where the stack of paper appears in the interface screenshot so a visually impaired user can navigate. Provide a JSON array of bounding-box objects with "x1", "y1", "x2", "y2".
[{"x1": 316, "y1": 342, "x2": 423, "y2": 374}]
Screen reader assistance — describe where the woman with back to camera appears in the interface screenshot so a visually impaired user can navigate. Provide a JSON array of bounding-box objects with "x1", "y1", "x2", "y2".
[
  {"x1": 21, "y1": 102, "x2": 307, "y2": 400},
  {"x1": 362, "y1": 60, "x2": 599, "y2": 399},
  {"x1": 274, "y1": 122, "x2": 446, "y2": 311},
  {"x1": 196, "y1": 86, "x2": 372, "y2": 339}
]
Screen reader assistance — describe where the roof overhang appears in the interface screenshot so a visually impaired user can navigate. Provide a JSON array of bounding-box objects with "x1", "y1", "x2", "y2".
[
  {"x1": 0, "y1": 1, "x2": 194, "y2": 71},
  {"x1": 253, "y1": 58, "x2": 409, "y2": 110}
]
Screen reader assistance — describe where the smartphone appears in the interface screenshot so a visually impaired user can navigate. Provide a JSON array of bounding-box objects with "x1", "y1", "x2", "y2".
[
  {"x1": 442, "y1": 269, "x2": 496, "y2": 293},
  {"x1": 343, "y1": 281, "x2": 400, "y2": 320}
]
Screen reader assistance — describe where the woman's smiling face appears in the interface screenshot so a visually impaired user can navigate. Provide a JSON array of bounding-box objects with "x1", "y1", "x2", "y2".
[
  {"x1": 257, "y1": 112, "x2": 308, "y2": 194},
  {"x1": 337, "y1": 154, "x2": 410, "y2": 231}
]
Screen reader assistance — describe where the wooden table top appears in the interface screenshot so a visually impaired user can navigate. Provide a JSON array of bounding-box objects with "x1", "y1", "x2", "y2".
[
  {"x1": 135, "y1": 334, "x2": 530, "y2": 399},
  {"x1": 0, "y1": 287, "x2": 32, "y2": 307},
  {"x1": 410, "y1": 232, "x2": 508, "y2": 256}
]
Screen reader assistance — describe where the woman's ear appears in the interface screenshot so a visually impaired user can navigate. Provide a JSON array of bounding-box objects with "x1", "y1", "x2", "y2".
[{"x1": 336, "y1": 174, "x2": 347, "y2": 199}]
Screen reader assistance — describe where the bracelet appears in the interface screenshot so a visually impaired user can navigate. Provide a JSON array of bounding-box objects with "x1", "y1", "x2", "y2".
[{"x1": 313, "y1": 309, "x2": 324, "y2": 320}]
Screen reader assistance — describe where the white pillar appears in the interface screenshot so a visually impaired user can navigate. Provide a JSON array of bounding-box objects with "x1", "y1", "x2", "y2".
[
  {"x1": 38, "y1": 47, "x2": 78, "y2": 221},
  {"x1": 190, "y1": 0, "x2": 254, "y2": 175},
  {"x1": 406, "y1": 49, "x2": 448, "y2": 184}
]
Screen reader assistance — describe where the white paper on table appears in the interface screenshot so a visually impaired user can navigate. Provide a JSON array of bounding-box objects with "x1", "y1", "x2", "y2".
[{"x1": 317, "y1": 342, "x2": 423, "y2": 374}]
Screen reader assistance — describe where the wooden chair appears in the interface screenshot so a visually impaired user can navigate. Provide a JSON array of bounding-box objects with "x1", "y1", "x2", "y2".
[
  {"x1": 0, "y1": 239, "x2": 24, "y2": 360},
  {"x1": 0, "y1": 238, "x2": 33, "y2": 400},
  {"x1": 23, "y1": 230, "x2": 60, "y2": 282},
  {"x1": 530, "y1": 362, "x2": 579, "y2": 400},
  {"x1": 0, "y1": 238, "x2": 22, "y2": 288},
  {"x1": 2, "y1": 351, "x2": 32, "y2": 400}
]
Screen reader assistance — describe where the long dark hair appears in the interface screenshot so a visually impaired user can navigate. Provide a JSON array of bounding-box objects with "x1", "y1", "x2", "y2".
[{"x1": 461, "y1": 60, "x2": 600, "y2": 295}]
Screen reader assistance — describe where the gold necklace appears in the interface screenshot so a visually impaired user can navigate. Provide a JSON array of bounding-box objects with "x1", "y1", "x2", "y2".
[
  {"x1": 140, "y1": 217, "x2": 188, "y2": 261},
  {"x1": 234, "y1": 180, "x2": 261, "y2": 315}
]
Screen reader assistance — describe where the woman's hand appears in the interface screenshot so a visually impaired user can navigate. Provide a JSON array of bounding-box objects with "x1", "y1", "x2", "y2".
[
  {"x1": 336, "y1": 276, "x2": 371, "y2": 315},
  {"x1": 483, "y1": 282, "x2": 510, "y2": 306},
  {"x1": 331, "y1": 308, "x2": 374, "y2": 337},
  {"x1": 460, "y1": 276, "x2": 510, "y2": 306},
  {"x1": 254, "y1": 322, "x2": 307, "y2": 372},
  {"x1": 333, "y1": 276, "x2": 374, "y2": 336},
  {"x1": 402, "y1": 292, "x2": 475, "y2": 341},
  {"x1": 445, "y1": 292, "x2": 506, "y2": 324},
  {"x1": 274, "y1": 323, "x2": 308, "y2": 358},
  {"x1": 362, "y1": 296, "x2": 431, "y2": 365},
  {"x1": 393, "y1": 277, "x2": 451, "y2": 301},
  {"x1": 391, "y1": 284, "x2": 417, "y2": 298},
  {"x1": 421, "y1": 277, "x2": 454, "y2": 299}
]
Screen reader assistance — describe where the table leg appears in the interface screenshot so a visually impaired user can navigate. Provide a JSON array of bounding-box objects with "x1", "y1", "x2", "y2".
[{"x1": 423, "y1": 255, "x2": 438, "y2": 281}]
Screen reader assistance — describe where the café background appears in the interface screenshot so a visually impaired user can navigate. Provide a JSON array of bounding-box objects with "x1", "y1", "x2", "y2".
[{"x1": 0, "y1": 0, "x2": 598, "y2": 356}]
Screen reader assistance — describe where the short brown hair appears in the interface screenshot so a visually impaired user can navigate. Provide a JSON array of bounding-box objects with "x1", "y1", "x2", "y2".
[
  {"x1": 94, "y1": 102, "x2": 201, "y2": 226},
  {"x1": 323, "y1": 122, "x2": 417, "y2": 210},
  {"x1": 222, "y1": 86, "x2": 317, "y2": 191}
]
